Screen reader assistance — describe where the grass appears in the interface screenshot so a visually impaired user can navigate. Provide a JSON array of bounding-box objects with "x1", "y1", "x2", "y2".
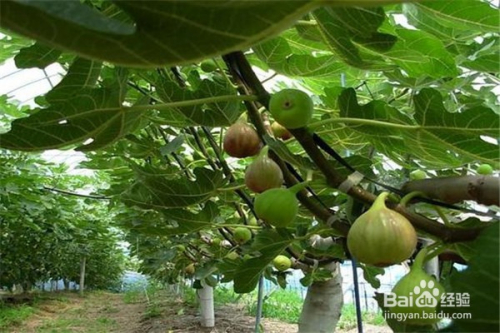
[{"x1": 0, "y1": 303, "x2": 36, "y2": 329}]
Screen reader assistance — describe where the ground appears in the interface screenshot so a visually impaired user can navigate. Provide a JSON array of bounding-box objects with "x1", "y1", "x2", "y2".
[{"x1": 1, "y1": 291, "x2": 392, "y2": 333}]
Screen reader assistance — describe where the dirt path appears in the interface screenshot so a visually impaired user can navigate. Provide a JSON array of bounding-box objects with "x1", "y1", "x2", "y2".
[{"x1": 4, "y1": 291, "x2": 390, "y2": 333}]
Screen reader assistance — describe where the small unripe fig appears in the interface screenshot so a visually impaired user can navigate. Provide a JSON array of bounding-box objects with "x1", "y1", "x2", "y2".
[
  {"x1": 211, "y1": 238, "x2": 221, "y2": 246},
  {"x1": 245, "y1": 146, "x2": 283, "y2": 193},
  {"x1": 248, "y1": 216, "x2": 258, "y2": 226},
  {"x1": 185, "y1": 263, "x2": 195, "y2": 275},
  {"x1": 223, "y1": 121, "x2": 261, "y2": 158},
  {"x1": 271, "y1": 121, "x2": 292, "y2": 140},
  {"x1": 273, "y1": 255, "x2": 292, "y2": 271},
  {"x1": 233, "y1": 227, "x2": 252, "y2": 244},
  {"x1": 225, "y1": 251, "x2": 239, "y2": 260},
  {"x1": 477, "y1": 163, "x2": 493, "y2": 175},
  {"x1": 200, "y1": 59, "x2": 217, "y2": 73},
  {"x1": 410, "y1": 169, "x2": 427, "y2": 180},
  {"x1": 388, "y1": 248, "x2": 445, "y2": 325},
  {"x1": 254, "y1": 182, "x2": 308, "y2": 228},
  {"x1": 347, "y1": 192, "x2": 417, "y2": 267},
  {"x1": 269, "y1": 89, "x2": 314, "y2": 129}
]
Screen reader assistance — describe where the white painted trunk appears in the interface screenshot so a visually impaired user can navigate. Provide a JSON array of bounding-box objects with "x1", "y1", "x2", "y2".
[
  {"x1": 298, "y1": 262, "x2": 343, "y2": 333},
  {"x1": 197, "y1": 281, "x2": 214, "y2": 327}
]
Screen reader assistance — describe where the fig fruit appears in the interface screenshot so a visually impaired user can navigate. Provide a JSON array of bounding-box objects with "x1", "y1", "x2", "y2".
[
  {"x1": 245, "y1": 146, "x2": 283, "y2": 193},
  {"x1": 269, "y1": 89, "x2": 314, "y2": 129},
  {"x1": 254, "y1": 182, "x2": 308, "y2": 228},
  {"x1": 477, "y1": 163, "x2": 493, "y2": 175},
  {"x1": 223, "y1": 121, "x2": 261, "y2": 158},
  {"x1": 347, "y1": 192, "x2": 417, "y2": 267},
  {"x1": 225, "y1": 251, "x2": 239, "y2": 260},
  {"x1": 200, "y1": 59, "x2": 217, "y2": 73},
  {"x1": 185, "y1": 263, "x2": 195, "y2": 275},
  {"x1": 211, "y1": 238, "x2": 221, "y2": 246},
  {"x1": 248, "y1": 215, "x2": 258, "y2": 226},
  {"x1": 233, "y1": 227, "x2": 252, "y2": 244},
  {"x1": 388, "y1": 248, "x2": 445, "y2": 325},
  {"x1": 273, "y1": 255, "x2": 292, "y2": 271},
  {"x1": 410, "y1": 170, "x2": 427, "y2": 180},
  {"x1": 271, "y1": 121, "x2": 292, "y2": 140}
]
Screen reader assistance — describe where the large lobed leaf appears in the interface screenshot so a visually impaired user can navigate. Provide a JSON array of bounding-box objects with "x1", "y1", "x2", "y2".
[
  {"x1": 0, "y1": 0, "x2": 321, "y2": 67},
  {"x1": 337, "y1": 88, "x2": 499, "y2": 168}
]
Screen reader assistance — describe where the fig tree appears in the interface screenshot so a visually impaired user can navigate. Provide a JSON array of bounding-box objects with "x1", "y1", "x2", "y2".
[
  {"x1": 254, "y1": 182, "x2": 308, "y2": 228},
  {"x1": 233, "y1": 227, "x2": 252, "y2": 244},
  {"x1": 223, "y1": 121, "x2": 261, "y2": 158},
  {"x1": 388, "y1": 248, "x2": 445, "y2": 325},
  {"x1": 477, "y1": 163, "x2": 493, "y2": 175},
  {"x1": 269, "y1": 89, "x2": 314, "y2": 129},
  {"x1": 347, "y1": 192, "x2": 417, "y2": 267},
  {"x1": 245, "y1": 146, "x2": 283, "y2": 193},
  {"x1": 273, "y1": 255, "x2": 292, "y2": 271}
]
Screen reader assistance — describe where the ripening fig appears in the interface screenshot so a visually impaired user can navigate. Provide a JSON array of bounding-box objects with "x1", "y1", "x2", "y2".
[
  {"x1": 233, "y1": 227, "x2": 252, "y2": 244},
  {"x1": 254, "y1": 182, "x2": 308, "y2": 228},
  {"x1": 477, "y1": 163, "x2": 494, "y2": 175},
  {"x1": 388, "y1": 248, "x2": 445, "y2": 325},
  {"x1": 271, "y1": 121, "x2": 292, "y2": 140},
  {"x1": 185, "y1": 263, "x2": 195, "y2": 275},
  {"x1": 347, "y1": 192, "x2": 417, "y2": 267},
  {"x1": 223, "y1": 121, "x2": 261, "y2": 158},
  {"x1": 200, "y1": 59, "x2": 218, "y2": 73},
  {"x1": 245, "y1": 146, "x2": 283, "y2": 193},
  {"x1": 273, "y1": 255, "x2": 292, "y2": 271},
  {"x1": 269, "y1": 89, "x2": 314, "y2": 129}
]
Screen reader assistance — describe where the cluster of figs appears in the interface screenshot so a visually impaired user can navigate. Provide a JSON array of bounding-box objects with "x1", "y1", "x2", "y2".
[
  {"x1": 223, "y1": 89, "x2": 314, "y2": 228},
  {"x1": 347, "y1": 192, "x2": 445, "y2": 325},
  {"x1": 221, "y1": 88, "x2": 313, "y2": 272}
]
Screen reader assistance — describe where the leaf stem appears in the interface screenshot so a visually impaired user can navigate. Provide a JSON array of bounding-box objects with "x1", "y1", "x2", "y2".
[{"x1": 129, "y1": 94, "x2": 258, "y2": 111}]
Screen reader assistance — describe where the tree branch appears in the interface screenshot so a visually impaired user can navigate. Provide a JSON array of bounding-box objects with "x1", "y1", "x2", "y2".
[{"x1": 225, "y1": 51, "x2": 486, "y2": 243}]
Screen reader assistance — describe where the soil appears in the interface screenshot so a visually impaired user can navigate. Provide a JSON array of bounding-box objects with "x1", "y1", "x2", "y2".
[{"x1": 3, "y1": 291, "x2": 392, "y2": 333}]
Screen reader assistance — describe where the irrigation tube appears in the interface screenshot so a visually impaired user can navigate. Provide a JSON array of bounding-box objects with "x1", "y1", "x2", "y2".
[
  {"x1": 254, "y1": 275, "x2": 265, "y2": 333},
  {"x1": 351, "y1": 259, "x2": 364, "y2": 333}
]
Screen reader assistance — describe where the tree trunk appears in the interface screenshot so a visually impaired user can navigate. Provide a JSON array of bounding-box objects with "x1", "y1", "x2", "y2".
[
  {"x1": 64, "y1": 279, "x2": 70, "y2": 291},
  {"x1": 197, "y1": 281, "x2": 214, "y2": 327},
  {"x1": 79, "y1": 256, "x2": 86, "y2": 296},
  {"x1": 298, "y1": 262, "x2": 343, "y2": 333}
]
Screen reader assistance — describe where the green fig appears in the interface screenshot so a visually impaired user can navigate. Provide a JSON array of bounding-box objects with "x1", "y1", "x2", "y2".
[
  {"x1": 388, "y1": 248, "x2": 445, "y2": 325},
  {"x1": 477, "y1": 163, "x2": 494, "y2": 175},
  {"x1": 245, "y1": 146, "x2": 283, "y2": 193},
  {"x1": 225, "y1": 251, "x2": 239, "y2": 260},
  {"x1": 269, "y1": 89, "x2": 314, "y2": 129},
  {"x1": 200, "y1": 59, "x2": 218, "y2": 73},
  {"x1": 273, "y1": 255, "x2": 292, "y2": 271},
  {"x1": 233, "y1": 227, "x2": 252, "y2": 244},
  {"x1": 410, "y1": 170, "x2": 427, "y2": 180},
  {"x1": 254, "y1": 182, "x2": 307, "y2": 228},
  {"x1": 347, "y1": 192, "x2": 417, "y2": 267}
]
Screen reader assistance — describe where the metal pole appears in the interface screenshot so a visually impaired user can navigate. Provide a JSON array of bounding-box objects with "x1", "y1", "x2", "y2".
[
  {"x1": 351, "y1": 259, "x2": 363, "y2": 333},
  {"x1": 254, "y1": 275, "x2": 265, "y2": 333}
]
